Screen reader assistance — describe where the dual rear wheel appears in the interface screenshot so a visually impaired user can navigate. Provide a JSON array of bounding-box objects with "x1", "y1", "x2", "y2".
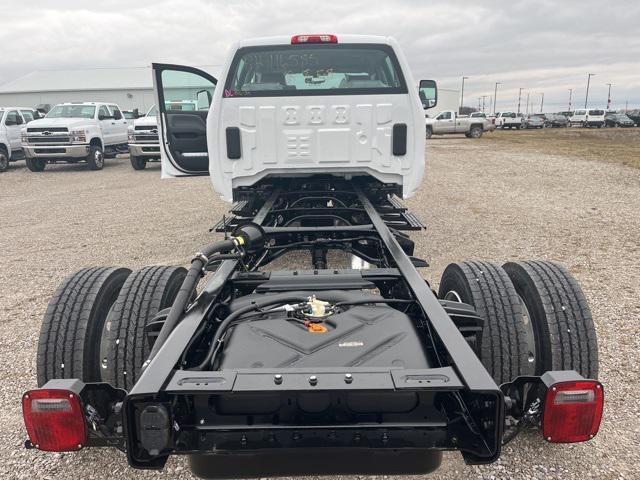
[
  {"x1": 37, "y1": 265, "x2": 186, "y2": 388},
  {"x1": 439, "y1": 260, "x2": 597, "y2": 384}
]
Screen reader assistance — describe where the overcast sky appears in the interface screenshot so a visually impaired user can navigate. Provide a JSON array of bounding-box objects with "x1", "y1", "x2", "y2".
[{"x1": 1, "y1": 0, "x2": 638, "y2": 111}]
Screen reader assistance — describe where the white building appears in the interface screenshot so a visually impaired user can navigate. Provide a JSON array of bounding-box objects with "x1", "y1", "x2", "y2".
[{"x1": 0, "y1": 66, "x2": 220, "y2": 112}]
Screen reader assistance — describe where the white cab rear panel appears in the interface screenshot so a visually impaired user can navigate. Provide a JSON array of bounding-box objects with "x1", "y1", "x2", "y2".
[{"x1": 207, "y1": 36, "x2": 425, "y2": 202}]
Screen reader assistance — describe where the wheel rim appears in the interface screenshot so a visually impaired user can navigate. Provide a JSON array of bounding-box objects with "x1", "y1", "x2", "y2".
[
  {"x1": 95, "y1": 149, "x2": 104, "y2": 167},
  {"x1": 517, "y1": 294, "x2": 537, "y2": 374},
  {"x1": 99, "y1": 301, "x2": 117, "y2": 378},
  {"x1": 444, "y1": 290, "x2": 463, "y2": 303}
]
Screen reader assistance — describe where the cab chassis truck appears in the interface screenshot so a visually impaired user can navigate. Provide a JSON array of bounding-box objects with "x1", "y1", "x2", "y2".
[{"x1": 22, "y1": 35, "x2": 602, "y2": 478}]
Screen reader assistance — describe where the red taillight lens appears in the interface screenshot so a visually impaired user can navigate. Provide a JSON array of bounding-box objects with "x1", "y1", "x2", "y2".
[
  {"x1": 542, "y1": 380, "x2": 603, "y2": 443},
  {"x1": 22, "y1": 389, "x2": 87, "y2": 451},
  {"x1": 291, "y1": 34, "x2": 338, "y2": 44}
]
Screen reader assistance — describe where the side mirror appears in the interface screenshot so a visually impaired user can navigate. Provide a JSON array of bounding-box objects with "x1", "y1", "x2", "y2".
[
  {"x1": 419, "y1": 79, "x2": 438, "y2": 110},
  {"x1": 197, "y1": 89, "x2": 212, "y2": 110},
  {"x1": 133, "y1": 108, "x2": 139, "y2": 118},
  {"x1": 15, "y1": 116, "x2": 23, "y2": 125}
]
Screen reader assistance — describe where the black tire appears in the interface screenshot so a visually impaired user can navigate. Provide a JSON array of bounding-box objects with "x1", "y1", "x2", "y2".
[
  {"x1": 503, "y1": 261, "x2": 598, "y2": 379},
  {"x1": 26, "y1": 157, "x2": 46, "y2": 172},
  {"x1": 36, "y1": 267, "x2": 131, "y2": 387},
  {"x1": 468, "y1": 125, "x2": 483, "y2": 138},
  {"x1": 86, "y1": 144, "x2": 105, "y2": 170},
  {"x1": 425, "y1": 127, "x2": 433, "y2": 139},
  {"x1": 438, "y1": 261, "x2": 528, "y2": 384},
  {"x1": 0, "y1": 148, "x2": 8, "y2": 172},
  {"x1": 130, "y1": 155, "x2": 147, "y2": 170},
  {"x1": 102, "y1": 265, "x2": 187, "y2": 390}
]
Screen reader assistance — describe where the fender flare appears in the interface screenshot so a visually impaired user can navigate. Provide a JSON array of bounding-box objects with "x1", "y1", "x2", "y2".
[{"x1": 88, "y1": 136, "x2": 103, "y2": 149}]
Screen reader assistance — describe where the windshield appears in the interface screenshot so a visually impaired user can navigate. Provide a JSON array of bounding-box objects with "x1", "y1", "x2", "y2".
[
  {"x1": 588, "y1": 110, "x2": 604, "y2": 115},
  {"x1": 123, "y1": 111, "x2": 136, "y2": 119},
  {"x1": 224, "y1": 44, "x2": 407, "y2": 97},
  {"x1": 47, "y1": 105, "x2": 96, "y2": 119}
]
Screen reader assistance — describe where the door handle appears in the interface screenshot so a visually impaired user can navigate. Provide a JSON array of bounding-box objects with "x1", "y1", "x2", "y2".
[{"x1": 111, "y1": 122, "x2": 116, "y2": 125}]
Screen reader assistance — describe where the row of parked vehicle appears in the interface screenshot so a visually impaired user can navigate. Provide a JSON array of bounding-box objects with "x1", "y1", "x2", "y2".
[
  {"x1": 0, "y1": 102, "x2": 167, "y2": 173},
  {"x1": 490, "y1": 109, "x2": 640, "y2": 130}
]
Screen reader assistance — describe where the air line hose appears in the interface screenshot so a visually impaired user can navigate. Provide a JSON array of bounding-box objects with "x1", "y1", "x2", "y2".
[{"x1": 144, "y1": 223, "x2": 266, "y2": 367}]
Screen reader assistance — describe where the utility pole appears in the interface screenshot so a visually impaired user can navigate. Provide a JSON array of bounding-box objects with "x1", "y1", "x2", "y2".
[
  {"x1": 493, "y1": 82, "x2": 500, "y2": 114},
  {"x1": 526, "y1": 92, "x2": 530, "y2": 114},
  {"x1": 606, "y1": 83, "x2": 612, "y2": 111},
  {"x1": 539, "y1": 92, "x2": 544, "y2": 113},
  {"x1": 481, "y1": 95, "x2": 487, "y2": 112},
  {"x1": 460, "y1": 76, "x2": 469, "y2": 114},
  {"x1": 625, "y1": 99, "x2": 629, "y2": 111},
  {"x1": 568, "y1": 88, "x2": 573, "y2": 111},
  {"x1": 584, "y1": 73, "x2": 595, "y2": 108},
  {"x1": 517, "y1": 88, "x2": 523, "y2": 114}
]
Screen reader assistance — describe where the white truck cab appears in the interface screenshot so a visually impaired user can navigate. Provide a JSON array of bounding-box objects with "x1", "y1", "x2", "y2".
[
  {"x1": 21, "y1": 102, "x2": 129, "y2": 171},
  {"x1": 153, "y1": 34, "x2": 435, "y2": 201},
  {"x1": 0, "y1": 107, "x2": 37, "y2": 172}
]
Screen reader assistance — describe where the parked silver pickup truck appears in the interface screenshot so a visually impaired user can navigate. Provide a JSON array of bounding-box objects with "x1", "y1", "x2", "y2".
[{"x1": 424, "y1": 110, "x2": 489, "y2": 139}]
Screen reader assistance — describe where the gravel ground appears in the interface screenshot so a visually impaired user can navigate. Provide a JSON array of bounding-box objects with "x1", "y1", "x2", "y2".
[{"x1": 0, "y1": 137, "x2": 638, "y2": 479}]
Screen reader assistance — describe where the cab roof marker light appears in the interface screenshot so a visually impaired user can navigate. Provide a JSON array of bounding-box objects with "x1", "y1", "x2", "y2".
[
  {"x1": 542, "y1": 380, "x2": 604, "y2": 443},
  {"x1": 291, "y1": 34, "x2": 338, "y2": 44}
]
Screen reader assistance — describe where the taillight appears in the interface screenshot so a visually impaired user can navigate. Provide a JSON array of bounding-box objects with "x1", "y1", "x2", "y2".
[
  {"x1": 22, "y1": 389, "x2": 87, "y2": 451},
  {"x1": 291, "y1": 34, "x2": 338, "y2": 44},
  {"x1": 542, "y1": 380, "x2": 603, "y2": 443}
]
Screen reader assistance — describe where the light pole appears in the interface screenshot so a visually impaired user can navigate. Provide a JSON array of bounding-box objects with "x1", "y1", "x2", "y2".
[
  {"x1": 539, "y1": 92, "x2": 544, "y2": 113},
  {"x1": 568, "y1": 88, "x2": 573, "y2": 111},
  {"x1": 493, "y1": 82, "x2": 500, "y2": 114},
  {"x1": 460, "y1": 76, "x2": 469, "y2": 113},
  {"x1": 584, "y1": 73, "x2": 595, "y2": 108},
  {"x1": 517, "y1": 88, "x2": 523, "y2": 114},
  {"x1": 481, "y1": 95, "x2": 487, "y2": 112},
  {"x1": 526, "y1": 92, "x2": 530, "y2": 114},
  {"x1": 606, "y1": 83, "x2": 612, "y2": 111}
]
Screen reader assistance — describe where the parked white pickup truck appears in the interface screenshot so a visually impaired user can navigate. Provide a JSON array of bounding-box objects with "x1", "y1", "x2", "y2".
[
  {"x1": 494, "y1": 111, "x2": 523, "y2": 129},
  {"x1": 128, "y1": 105, "x2": 159, "y2": 170},
  {"x1": 424, "y1": 110, "x2": 488, "y2": 139},
  {"x1": 21, "y1": 102, "x2": 129, "y2": 171},
  {"x1": 0, "y1": 107, "x2": 37, "y2": 172}
]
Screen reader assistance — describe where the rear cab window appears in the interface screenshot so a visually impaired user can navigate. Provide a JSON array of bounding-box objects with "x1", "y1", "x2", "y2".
[
  {"x1": 588, "y1": 110, "x2": 604, "y2": 116},
  {"x1": 223, "y1": 44, "x2": 408, "y2": 98}
]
